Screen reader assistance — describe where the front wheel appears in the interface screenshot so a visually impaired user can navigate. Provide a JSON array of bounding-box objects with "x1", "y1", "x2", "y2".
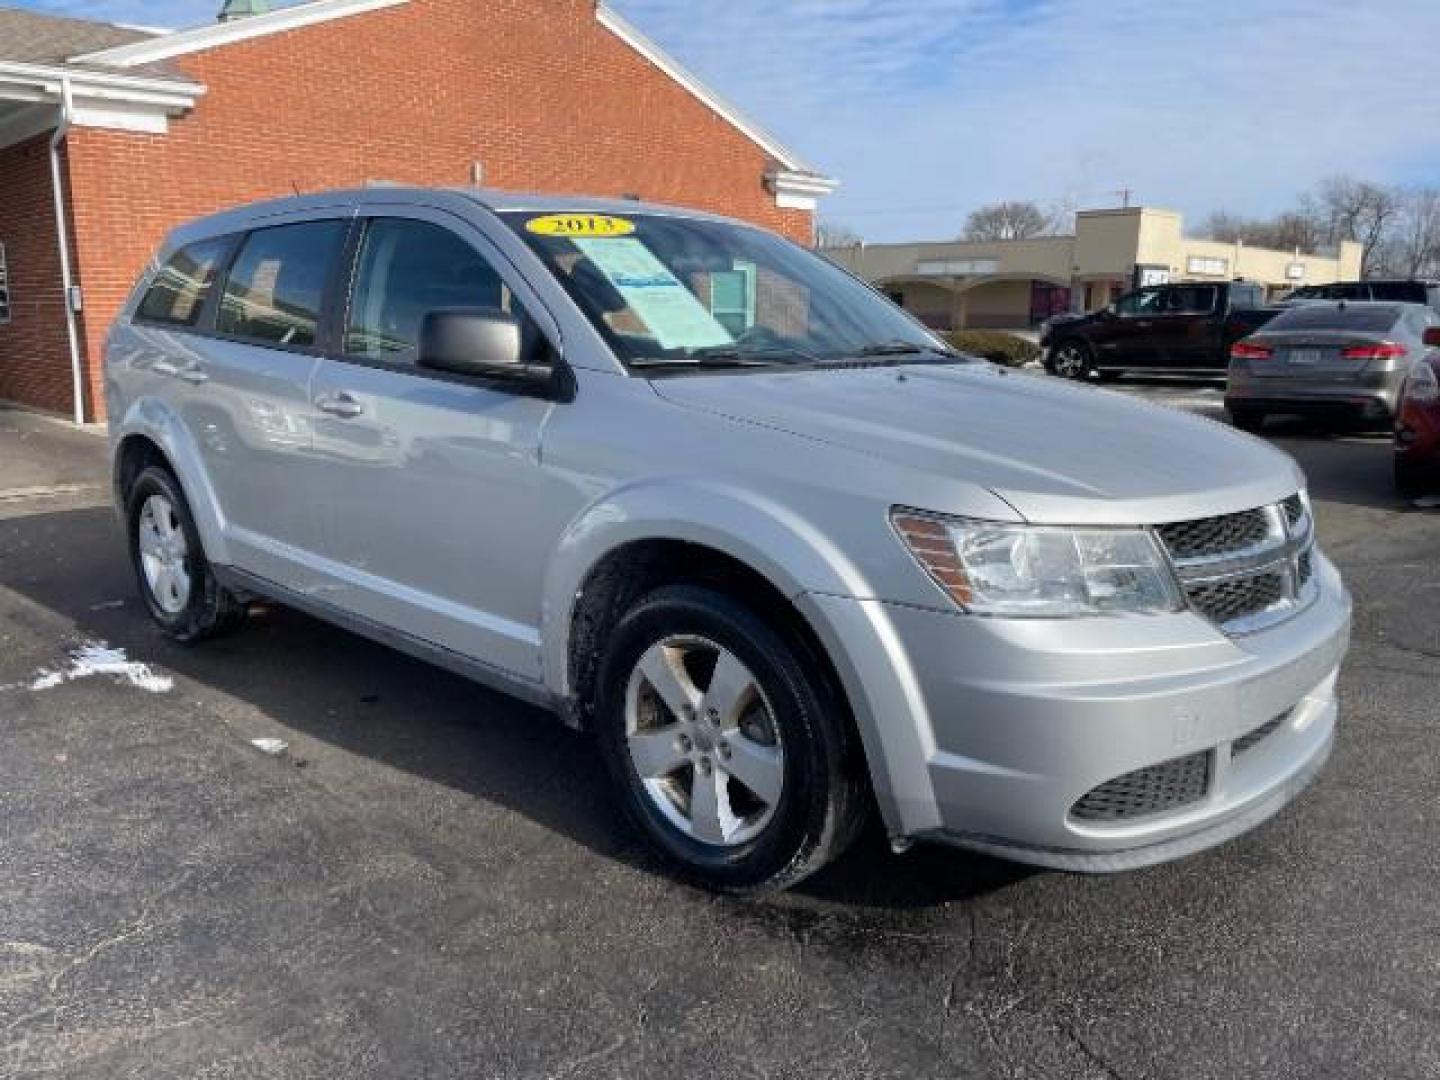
[
  {"x1": 1048, "y1": 340, "x2": 1093, "y2": 380},
  {"x1": 595, "y1": 585, "x2": 866, "y2": 894}
]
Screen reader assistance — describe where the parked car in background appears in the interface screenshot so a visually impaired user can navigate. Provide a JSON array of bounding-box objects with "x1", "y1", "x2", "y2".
[
  {"x1": 1395, "y1": 326, "x2": 1440, "y2": 495},
  {"x1": 1042, "y1": 281, "x2": 1279, "y2": 380},
  {"x1": 1225, "y1": 302, "x2": 1437, "y2": 432},
  {"x1": 106, "y1": 188, "x2": 1350, "y2": 893},
  {"x1": 1284, "y1": 279, "x2": 1440, "y2": 316}
]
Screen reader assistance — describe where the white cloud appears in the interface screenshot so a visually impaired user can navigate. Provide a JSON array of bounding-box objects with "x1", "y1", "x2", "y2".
[{"x1": 613, "y1": 0, "x2": 1440, "y2": 240}]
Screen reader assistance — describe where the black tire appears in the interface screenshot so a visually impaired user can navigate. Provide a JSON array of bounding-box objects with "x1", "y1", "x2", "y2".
[
  {"x1": 1229, "y1": 407, "x2": 1267, "y2": 433},
  {"x1": 1047, "y1": 339, "x2": 1093, "y2": 380},
  {"x1": 125, "y1": 465, "x2": 246, "y2": 643},
  {"x1": 1395, "y1": 454, "x2": 1431, "y2": 499},
  {"x1": 594, "y1": 584, "x2": 867, "y2": 894}
]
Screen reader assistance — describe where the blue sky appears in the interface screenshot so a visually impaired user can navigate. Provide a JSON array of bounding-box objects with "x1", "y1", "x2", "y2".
[{"x1": 16, "y1": 0, "x2": 1440, "y2": 240}]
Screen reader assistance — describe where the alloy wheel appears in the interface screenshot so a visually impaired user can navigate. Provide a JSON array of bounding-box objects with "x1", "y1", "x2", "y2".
[
  {"x1": 624, "y1": 635, "x2": 785, "y2": 847},
  {"x1": 137, "y1": 494, "x2": 192, "y2": 615}
]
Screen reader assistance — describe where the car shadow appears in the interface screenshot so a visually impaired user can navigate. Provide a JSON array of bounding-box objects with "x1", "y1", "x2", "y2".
[{"x1": 0, "y1": 503, "x2": 1029, "y2": 909}]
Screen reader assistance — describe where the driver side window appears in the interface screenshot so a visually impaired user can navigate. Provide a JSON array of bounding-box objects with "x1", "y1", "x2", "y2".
[
  {"x1": 345, "y1": 218, "x2": 529, "y2": 364},
  {"x1": 1114, "y1": 288, "x2": 1161, "y2": 316}
]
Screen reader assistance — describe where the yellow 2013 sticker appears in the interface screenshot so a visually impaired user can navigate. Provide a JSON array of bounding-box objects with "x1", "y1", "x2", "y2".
[{"x1": 525, "y1": 213, "x2": 636, "y2": 238}]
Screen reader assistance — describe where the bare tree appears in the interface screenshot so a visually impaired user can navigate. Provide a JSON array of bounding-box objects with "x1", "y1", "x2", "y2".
[
  {"x1": 962, "y1": 201, "x2": 1051, "y2": 241},
  {"x1": 1311, "y1": 176, "x2": 1400, "y2": 276},
  {"x1": 815, "y1": 219, "x2": 863, "y2": 249},
  {"x1": 1202, "y1": 210, "x2": 1322, "y2": 253},
  {"x1": 1386, "y1": 188, "x2": 1440, "y2": 279}
]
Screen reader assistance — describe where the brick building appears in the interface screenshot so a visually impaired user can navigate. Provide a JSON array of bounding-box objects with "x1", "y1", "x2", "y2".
[{"x1": 0, "y1": 0, "x2": 836, "y2": 421}]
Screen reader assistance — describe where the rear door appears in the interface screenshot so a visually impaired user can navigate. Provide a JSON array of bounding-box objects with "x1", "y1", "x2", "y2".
[
  {"x1": 163, "y1": 213, "x2": 351, "y2": 592},
  {"x1": 1153, "y1": 284, "x2": 1222, "y2": 370},
  {"x1": 302, "y1": 206, "x2": 564, "y2": 678}
]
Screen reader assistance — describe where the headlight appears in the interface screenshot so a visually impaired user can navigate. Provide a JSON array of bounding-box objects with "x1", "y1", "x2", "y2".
[{"x1": 891, "y1": 509, "x2": 1183, "y2": 617}]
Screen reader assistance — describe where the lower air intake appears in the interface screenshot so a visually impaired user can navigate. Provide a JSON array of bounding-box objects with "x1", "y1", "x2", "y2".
[{"x1": 1071, "y1": 751, "x2": 1212, "y2": 822}]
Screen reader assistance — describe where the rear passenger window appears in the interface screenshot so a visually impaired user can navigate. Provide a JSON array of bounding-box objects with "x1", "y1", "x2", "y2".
[
  {"x1": 344, "y1": 218, "x2": 524, "y2": 363},
  {"x1": 217, "y1": 221, "x2": 345, "y2": 348},
  {"x1": 137, "y1": 237, "x2": 232, "y2": 327}
]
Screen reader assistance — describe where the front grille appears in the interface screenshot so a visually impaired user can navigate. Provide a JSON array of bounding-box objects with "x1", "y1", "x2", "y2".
[
  {"x1": 1156, "y1": 508, "x2": 1272, "y2": 560},
  {"x1": 1157, "y1": 495, "x2": 1316, "y2": 634},
  {"x1": 1072, "y1": 751, "x2": 1211, "y2": 822},
  {"x1": 1233, "y1": 713, "x2": 1286, "y2": 756},
  {"x1": 1187, "y1": 571, "x2": 1287, "y2": 625}
]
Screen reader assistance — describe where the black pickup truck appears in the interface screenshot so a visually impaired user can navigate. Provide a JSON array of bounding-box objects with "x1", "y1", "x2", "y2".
[{"x1": 1040, "y1": 281, "x2": 1280, "y2": 380}]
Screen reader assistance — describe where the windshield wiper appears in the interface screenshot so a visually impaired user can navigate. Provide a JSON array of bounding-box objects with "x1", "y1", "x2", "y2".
[
  {"x1": 852, "y1": 340, "x2": 960, "y2": 359},
  {"x1": 629, "y1": 346, "x2": 817, "y2": 370}
]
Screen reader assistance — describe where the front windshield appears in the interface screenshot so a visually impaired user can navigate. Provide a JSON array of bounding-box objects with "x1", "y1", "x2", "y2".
[{"x1": 499, "y1": 210, "x2": 951, "y2": 368}]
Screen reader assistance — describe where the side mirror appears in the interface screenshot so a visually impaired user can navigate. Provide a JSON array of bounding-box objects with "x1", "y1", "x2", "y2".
[
  {"x1": 419, "y1": 308, "x2": 554, "y2": 392},
  {"x1": 1423, "y1": 326, "x2": 1440, "y2": 349}
]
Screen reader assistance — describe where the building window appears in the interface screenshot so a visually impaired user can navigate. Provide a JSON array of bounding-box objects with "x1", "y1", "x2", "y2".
[
  {"x1": 1186, "y1": 255, "x2": 1229, "y2": 277},
  {"x1": 917, "y1": 258, "x2": 999, "y2": 277},
  {"x1": 707, "y1": 261, "x2": 757, "y2": 336},
  {"x1": 0, "y1": 242, "x2": 10, "y2": 326},
  {"x1": 217, "y1": 221, "x2": 347, "y2": 348},
  {"x1": 137, "y1": 237, "x2": 233, "y2": 328}
]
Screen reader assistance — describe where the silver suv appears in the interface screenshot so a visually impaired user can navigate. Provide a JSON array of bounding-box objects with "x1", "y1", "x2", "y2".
[{"x1": 105, "y1": 188, "x2": 1352, "y2": 892}]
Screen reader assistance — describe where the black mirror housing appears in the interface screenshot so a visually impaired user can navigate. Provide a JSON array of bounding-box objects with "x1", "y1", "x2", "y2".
[{"x1": 419, "y1": 308, "x2": 554, "y2": 392}]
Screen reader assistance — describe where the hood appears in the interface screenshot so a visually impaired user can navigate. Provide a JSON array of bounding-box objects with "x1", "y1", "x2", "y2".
[{"x1": 651, "y1": 363, "x2": 1303, "y2": 525}]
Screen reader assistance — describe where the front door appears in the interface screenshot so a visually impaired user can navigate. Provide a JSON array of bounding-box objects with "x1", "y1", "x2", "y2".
[
  {"x1": 303, "y1": 209, "x2": 563, "y2": 680},
  {"x1": 1098, "y1": 285, "x2": 1166, "y2": 368}
]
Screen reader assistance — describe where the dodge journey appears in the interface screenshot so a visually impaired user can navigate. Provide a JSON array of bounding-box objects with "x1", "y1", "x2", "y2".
[{"x1": 105, "y1": 188, "x2": 1352, "y2": 892}]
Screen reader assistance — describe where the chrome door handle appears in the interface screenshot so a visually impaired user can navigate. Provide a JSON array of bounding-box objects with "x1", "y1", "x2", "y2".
[
  {"x1": 314, "y1": 392, "x2": 364, "y2": 419},
  {"x1": 153, "y1": 359, "x2": 209, "y2": 384}
]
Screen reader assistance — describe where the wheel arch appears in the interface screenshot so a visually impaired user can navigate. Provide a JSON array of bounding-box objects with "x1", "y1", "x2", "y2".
[{"x1": 110, "y1": 398, "x2": 230, "y2": 566}]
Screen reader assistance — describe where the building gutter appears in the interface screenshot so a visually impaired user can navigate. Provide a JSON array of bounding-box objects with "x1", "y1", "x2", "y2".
[{"x1": 48, "y1": 77, "x2": 85, "y2": 425}]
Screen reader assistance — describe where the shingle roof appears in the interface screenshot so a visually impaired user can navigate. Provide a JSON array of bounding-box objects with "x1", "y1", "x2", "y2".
[{"x1": 0, "y1": 6, "x2": 157, "y2": 65}]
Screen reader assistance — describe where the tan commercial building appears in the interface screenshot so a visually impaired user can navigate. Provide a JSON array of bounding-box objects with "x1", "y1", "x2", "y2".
[{"x1": 823, "y1": 207, "x2": 1363, "y2": 331}]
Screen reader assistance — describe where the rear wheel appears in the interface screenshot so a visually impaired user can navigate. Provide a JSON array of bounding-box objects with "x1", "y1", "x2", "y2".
[
  {"x1": 126, "y1": 466, "x2": 245, "y2": 643},
  {"x1": 1229, "y1": 407, "x2": 1267, "y2": 433},
  {"x1": 595, "y1": 585, "x2": 866, "y2": 894},
  {"x1": 1048, "y1": 340, "x2": 1093, "y2": 380},
  {"x1": 1396, "y1": 454, "x2": 1432, "y2": 499}
]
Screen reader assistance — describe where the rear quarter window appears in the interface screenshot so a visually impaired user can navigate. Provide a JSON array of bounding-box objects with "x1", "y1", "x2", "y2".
[
  {"x1": 137, "y1": 237, "x2": 233, "y2": 327},
  {"x1": 216, "y1": 221, "x2": 346, "y2": 349}
]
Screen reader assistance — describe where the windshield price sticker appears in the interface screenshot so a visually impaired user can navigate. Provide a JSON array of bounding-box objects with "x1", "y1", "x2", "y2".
[
  {"x1": 573, "y1": 237, "x2": 732, "y2": 350},
  {"x1": 526, "y1": 214, "x2": 636, "y2": 238}
]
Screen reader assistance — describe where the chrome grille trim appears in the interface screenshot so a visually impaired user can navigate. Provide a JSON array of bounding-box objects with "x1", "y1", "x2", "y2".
[{"x1": 1156, "y1": 493, "x2": 1317, "y2": 635}]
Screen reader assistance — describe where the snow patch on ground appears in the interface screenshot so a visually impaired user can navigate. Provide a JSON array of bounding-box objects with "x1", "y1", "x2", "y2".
[{"x1": 23, "y1": 641, "x2": 173, "y2": 694}]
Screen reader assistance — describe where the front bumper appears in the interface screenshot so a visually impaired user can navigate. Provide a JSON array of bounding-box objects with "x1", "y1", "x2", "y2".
[{"x1": 801, "y1": 550, "x2": 1351, "y2": 871}]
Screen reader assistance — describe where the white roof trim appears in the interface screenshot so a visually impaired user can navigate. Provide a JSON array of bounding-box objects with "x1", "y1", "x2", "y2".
[
  {"x1": 0, "y1": 61, "x2": 203, "y2": 110},
  {"x1": 595, "y1": 3, "x2": 826, "y2": 180},
  {"x1": 73, "y1": 0, "x2": 409, "y2": 68}
]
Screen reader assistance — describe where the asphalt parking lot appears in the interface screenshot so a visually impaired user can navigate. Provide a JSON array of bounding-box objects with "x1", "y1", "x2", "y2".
[{"x1": 2, "y1": 391, "x2": 1438, "y2": 1080}]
